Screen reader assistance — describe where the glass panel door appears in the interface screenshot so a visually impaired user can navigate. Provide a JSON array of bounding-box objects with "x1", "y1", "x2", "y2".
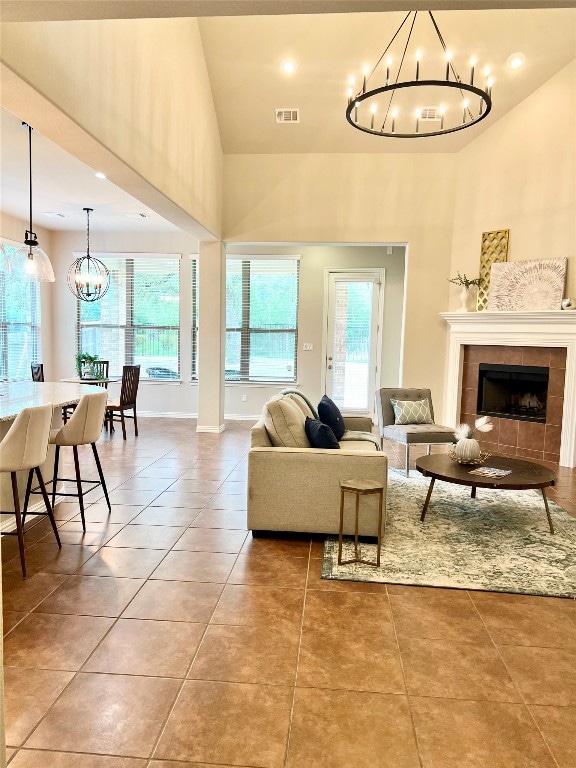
[{"x1": 325, "y1": 272, "x2": 382, "y2": 415}]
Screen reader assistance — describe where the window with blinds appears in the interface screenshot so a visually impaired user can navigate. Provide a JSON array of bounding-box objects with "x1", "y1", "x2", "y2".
[
  {"x1": 77, "y1": 254, "x2": 181, "y2": 379},
  {"x1": 0, "y1": 241, "x2": 41, "y2": 381},
  {"x1": 191, "y1": 257, "x2": 198, "y2": 380},
  {"x1": 225, "y1": 256, "x2": 299, "y2": 382}
]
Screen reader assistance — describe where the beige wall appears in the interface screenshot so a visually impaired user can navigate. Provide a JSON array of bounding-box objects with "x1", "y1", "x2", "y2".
[
  {"x1": 451, "y1": 60, "x2": 576, "y2": 304},
  {"x1": 49, "y1": 229, "x2": 201, "y2": 417},
  {"x1": 2, "y1": 217, "x2": 406, "y2": 420},
  {"x1": 3, "y1": 25, "x2": 574, "y2": 424},
  {"x1": 1, "y1": 17, "x2": 223, "y2": 238},
  {"x1": 224, "y1": 243, "x2": 406, "y2": 417},
  {"x1": 224, "y1": 153, "x2": 457, "y2": 412}
]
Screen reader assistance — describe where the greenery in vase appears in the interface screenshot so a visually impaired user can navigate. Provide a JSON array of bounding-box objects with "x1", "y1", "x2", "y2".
[
  {"x1": 75, "y1": 352, "x2": 100, "y2": 378},
  {"x1": 448, "y1": 272, "x2": 482, "y2": 290},
  {"x1": 454, "y1": 416, "x2": 494, "y2": 440}
]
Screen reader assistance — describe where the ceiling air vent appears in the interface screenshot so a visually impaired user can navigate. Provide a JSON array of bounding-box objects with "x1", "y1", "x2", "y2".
[
  {"x1": 276, "y1": 108, "x2": 300, "y2": 124},
  {"x1": 420, "y1": 107, "x2": 442, "y2": 121}
]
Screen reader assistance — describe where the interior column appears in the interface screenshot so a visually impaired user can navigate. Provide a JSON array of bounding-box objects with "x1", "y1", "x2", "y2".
[{"x1": 197, "y1": 241, "x2": 226, "y2": 433}]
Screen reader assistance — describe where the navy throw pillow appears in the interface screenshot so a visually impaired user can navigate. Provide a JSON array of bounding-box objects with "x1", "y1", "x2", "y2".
[
  {"x1": 305, "y1": 417, "x2": 340, "y2": 449},
  {"x1": 317, "y1": 395, "x2": 345, "y2": 440}
]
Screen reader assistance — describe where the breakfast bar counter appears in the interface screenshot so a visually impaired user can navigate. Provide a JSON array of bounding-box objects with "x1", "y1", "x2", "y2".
[
  {"x1": 1, "y1": 381, "x2": 102, "y2": 516},
  {"x1": 0, "y1": 381, "x2": 102, "y2": 421}
]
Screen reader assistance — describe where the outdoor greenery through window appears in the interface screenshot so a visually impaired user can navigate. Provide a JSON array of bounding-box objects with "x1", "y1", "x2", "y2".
[
  {"x1": 0, "y1": 241, "x2": 41, "y2": 381},
  {"x1": 77, "y1": 254, "x2": 180, "y2": 379},
  {"x1": 225, "y1": 256, "x2": 299, "y2": 382}
]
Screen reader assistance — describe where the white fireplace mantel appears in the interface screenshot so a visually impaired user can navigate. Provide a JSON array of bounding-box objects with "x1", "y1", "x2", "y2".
[{"x1": 441, "y1": 311, "x2": 576, "y2": 468}]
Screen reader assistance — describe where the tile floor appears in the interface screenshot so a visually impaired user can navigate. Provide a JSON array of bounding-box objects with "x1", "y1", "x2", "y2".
[{"x1": 2, "y1": 418, "x2": 576, "y2": 767}]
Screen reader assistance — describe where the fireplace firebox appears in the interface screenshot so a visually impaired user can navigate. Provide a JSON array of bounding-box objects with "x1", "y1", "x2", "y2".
[{"x1": 477, "y1": 363, "x2": 549, "y2": 423}]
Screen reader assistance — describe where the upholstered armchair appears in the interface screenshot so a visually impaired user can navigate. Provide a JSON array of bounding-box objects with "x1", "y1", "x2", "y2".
[{"x1": 375, "y1": 388, "x2": 455, "y2": 476}]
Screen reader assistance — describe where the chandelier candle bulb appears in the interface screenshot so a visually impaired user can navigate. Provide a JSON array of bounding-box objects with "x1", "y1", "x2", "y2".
[
  {"x1": 470, "y1": 57, "x2": 477, "y2": 85},
  {"x1": 445, "y1": 51, "x2": 452, "y2": 80}
]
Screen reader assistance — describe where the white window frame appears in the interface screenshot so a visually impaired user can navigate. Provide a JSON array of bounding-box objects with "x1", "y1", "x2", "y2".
[
  {"x1": 225, "y1": 255, "x2": 300, "y2": 384},
  {"x1": 76, "y1": 252, "x2": 181, "y2": 380}
]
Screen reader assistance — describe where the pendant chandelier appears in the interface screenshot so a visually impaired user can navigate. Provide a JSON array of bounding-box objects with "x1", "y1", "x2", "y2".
[
  {"x1": 345, "y1": 11, "x2": 493, "y2": 139},
  {"x1": 67, "y1": 207, "x2": 110, "y2": 302},
  {"x1": 9, "y1": 123, "x2": 55, "y2": 281}
]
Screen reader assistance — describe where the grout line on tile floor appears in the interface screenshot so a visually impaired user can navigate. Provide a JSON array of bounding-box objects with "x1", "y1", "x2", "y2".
[{"x1": 467, "y1": 589, "x2": 563, "y2": 768}]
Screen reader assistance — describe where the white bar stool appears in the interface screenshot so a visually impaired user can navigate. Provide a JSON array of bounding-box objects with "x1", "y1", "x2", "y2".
[
  {"x1": 0, "y1": 403, "x2": 61, "y2": 578},
  {"x1": 29, "y1": 391, "x2": 111, "y2": 531}
]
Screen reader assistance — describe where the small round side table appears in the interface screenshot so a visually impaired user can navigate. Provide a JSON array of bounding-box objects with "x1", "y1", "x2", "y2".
[{"x1": 338, "y1": 478, "x2": 385, "y2": 567}]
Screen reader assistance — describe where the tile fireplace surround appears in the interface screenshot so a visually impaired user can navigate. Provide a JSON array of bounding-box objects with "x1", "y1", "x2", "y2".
[{"x1": 441, "y1": 311, "x2": 576, "y2": 468}]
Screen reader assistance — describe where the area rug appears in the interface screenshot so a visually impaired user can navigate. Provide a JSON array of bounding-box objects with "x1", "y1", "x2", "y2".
[{"x1": 322, "y1": 472, "x2": 576, "y2": 598}]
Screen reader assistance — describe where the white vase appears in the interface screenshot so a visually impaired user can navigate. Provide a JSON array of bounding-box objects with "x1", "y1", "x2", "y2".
[
  {"x1": 454, "y1": 437, "x2": 481, "y2": 462},
  {"x1": 459, "y1": 287, "x2": 477, "y2": 312}
]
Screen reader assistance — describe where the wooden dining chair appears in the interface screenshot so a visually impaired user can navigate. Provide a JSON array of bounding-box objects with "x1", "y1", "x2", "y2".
[
  {"x1": 63, "y1": 360, "x2": 109, "y2": 423},
  {"x1": 31, "y1": 363, "x2": 44, "y2": 382},
  {"x1": 105, "y1": 365, "x2": 140, "y2": 439},
  {"x1": 90, "y1": 360, "x2": 110, "y2": 386}
]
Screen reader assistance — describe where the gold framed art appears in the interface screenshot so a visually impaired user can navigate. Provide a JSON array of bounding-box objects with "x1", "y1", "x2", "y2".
[{"x1": 477, "y1": 229, "x2": 509, "y2": 311}]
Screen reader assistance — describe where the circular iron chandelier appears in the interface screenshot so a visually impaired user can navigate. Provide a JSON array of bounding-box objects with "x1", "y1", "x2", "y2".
[
  {"x1": 345, "y1": 11, "x2": 493, "y2": 139},
  {"x1": 67, "y1": 208, "x2": 110, "y2": 302}
]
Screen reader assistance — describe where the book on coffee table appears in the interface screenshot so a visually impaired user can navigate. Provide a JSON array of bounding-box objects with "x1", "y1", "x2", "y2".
[{"x1": 469, "y1": 466, "x2": 512, "y2": 478}]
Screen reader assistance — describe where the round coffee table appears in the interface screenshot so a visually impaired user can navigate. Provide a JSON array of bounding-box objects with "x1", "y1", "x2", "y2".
[{"x1": 415, "y1": 454, "x2": 557, "y2": 533}]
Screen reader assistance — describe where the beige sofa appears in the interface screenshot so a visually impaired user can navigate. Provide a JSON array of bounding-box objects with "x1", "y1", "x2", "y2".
[{"x1": 247, "y1": 392, "x2": 387, "y2": 536}]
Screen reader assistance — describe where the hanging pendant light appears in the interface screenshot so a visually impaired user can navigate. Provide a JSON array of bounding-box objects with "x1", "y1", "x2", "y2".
[
  {"x1": 10, "y1": 123, "x2": 55, "y2": 281},
  {"x1": 345, "y1": 11, "x2": 493, "y2": 139},
  {"x1": 67, "y1": 207, "x2": 110, "y2": 302}
]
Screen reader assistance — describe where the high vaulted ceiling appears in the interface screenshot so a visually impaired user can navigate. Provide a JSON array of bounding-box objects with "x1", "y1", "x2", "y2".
[
  {"x1": 0, "y1": 1, "x2": 575, "y2": 231},
  {"x1": 199, "y1": 8, "x2": 576, "y2": 153}
]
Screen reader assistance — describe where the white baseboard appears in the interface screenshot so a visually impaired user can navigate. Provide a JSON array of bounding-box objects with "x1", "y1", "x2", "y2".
[
  {"x1": 137, "y1": 412, "x2": 259, "y2": 422},
  {"x1": 138, "y1": 411, "x2": 197, "y2": 418},
  {"x1": 196, "y1": 424, "x2": 226, "y2": 433}
]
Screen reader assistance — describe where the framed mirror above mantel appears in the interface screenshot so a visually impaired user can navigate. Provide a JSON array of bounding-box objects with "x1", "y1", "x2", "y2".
[{"x1": 441, "y1": 311, "x2": 576, "y2": 468}]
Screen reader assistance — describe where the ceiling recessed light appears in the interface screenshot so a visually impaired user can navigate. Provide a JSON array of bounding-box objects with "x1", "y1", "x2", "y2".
[
  {"x1": 43, "y1": 212, "x2": 66, "y2": 218},
  {"x1": 281, "y1": 59, "x2": 296, "y2": 75},
  {"x1": 123, "y1": 212, "x2": 149, "y2": 218},
  {"x1": 95, "y1": 171, "x2": 106, "y2": 179},
  {"x1": 506, "y1": 52, "x2": 525, "y2": 70}
]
